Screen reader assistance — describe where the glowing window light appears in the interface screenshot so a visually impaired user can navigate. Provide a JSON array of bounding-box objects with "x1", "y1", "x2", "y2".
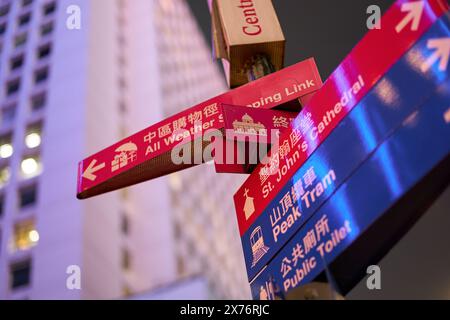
[
  {"x1": 0, "y1": 167, "x2": 10, "y2": 187},
  {"x1": 28, "y1": 230, "x2": 39, "y2": 243},
  {"x1": 21, "y1": 158, "x2": 39, "y2": 176},
  {"x1": 0, "y1": 144, "x2": 13, "y2": 158},
  {"x1": 13, "y1": 221, "x2": 38, "y2": 251},
  {"x1": 25, "y1": 133, "x2": 41, "y2": 149}
]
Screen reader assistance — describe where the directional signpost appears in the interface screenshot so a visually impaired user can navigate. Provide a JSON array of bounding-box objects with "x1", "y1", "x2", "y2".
[
  {"x1": 233, "y1": 0, "x2": 450, "y2": 299},
  {"x1": 233, "y1": 0, "x2": 449, "y2": 237},
  {"x1": 250, "y1": 84, "x2": 450, "y2": 298},
  {"x1": 239, "y1": 13, "x2": 450, "y2": 282},
  {"x1": 77, "y1": 0, "x2": 450, "y2": 300}
]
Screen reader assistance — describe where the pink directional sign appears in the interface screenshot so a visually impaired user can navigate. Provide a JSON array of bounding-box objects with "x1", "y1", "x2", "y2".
[{"x1": 77, "y1": 58, "x2": 322, "y2": 199}]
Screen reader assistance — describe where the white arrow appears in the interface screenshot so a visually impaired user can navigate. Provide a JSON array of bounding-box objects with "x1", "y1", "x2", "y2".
[
  {"x1": 421, "y1": 38, "x2": 450, "y2": 72},
  {"x1": 83, "y1": 159, "x2": 106, "y2": 181},
  {"x1": 395, "y1": 1, "x2": 424, "y2": 33}
]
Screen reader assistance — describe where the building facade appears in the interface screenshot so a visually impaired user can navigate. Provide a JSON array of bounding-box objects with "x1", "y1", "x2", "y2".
[{"x1": 0, "y1": 0, "x2": 249, "y2": 300}]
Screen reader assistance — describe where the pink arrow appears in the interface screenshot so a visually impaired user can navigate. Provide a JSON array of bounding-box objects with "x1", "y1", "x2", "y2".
[
  {"x1": 396, "y1": 1, "x2": 424, "y2": 33},
  {"x1": 82, "y1": 159, "x2": 106, "y2": 181}
]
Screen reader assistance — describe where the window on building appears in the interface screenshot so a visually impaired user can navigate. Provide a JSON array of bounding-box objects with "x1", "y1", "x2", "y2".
[
  {"x1": 0, "y1": 23, "x2": 6, "y2": 36},
  {"x1": 37, "y1": 43, "x2": 51, "y2": 60},
  {"x1": 10, "y1": 55, "x2": 25, "y2": 71},
  {"x1": 22, "y1": 0, "x2": 33, "y2": 8},
  {"x1": 25, "y1": 123, "x2": 42, "y2": 149},
  {"x1": 18, "y1": 13, "x2": 32, "y2": 27},
  {"x1": 30, "y1": 92, "x2": 46, "y2": 112},
  {"x1": 40, "y1": 22, "x2": 53, "y2": 37},
  {"x1": 10, "y1": 259, "x2": 32, "y2": 289},
  {"x1": 0, "y1": 134, "x2": 13, "y2": 159},
  {"x1": 121, "y1": 188, "x2": 129, "y2": 201},
  {"x1": 118, "y1": 77, "x2": 127, "y2": 89},
  {"x1": 117, "y1": 34, "x2": 126, "y2": 47},
  {"x1": 13, "y1": 219, "x2": 39, "y2": 251},
  {"x1": 122, "y1": 249, "x2": 130, "y2": 271},
  {"x1": 119, "y1": 101, "x2": 128, "y2": 114},
  {"x1": 121, "y1": 214, "x2": 129, "y2": 235},
  {"x1": 6, "y1": 79, "x2": 20, "y2": 96},
  {"x1": 21, "y1": 156, "x2": 41, "y2": 178},
  {"x1": 0, "y1": 194, "x2": 4, "y2": 217},
  {"x1": 43, "y1": 1, "x2": 56, "y2": 16},
  {"x1": 118, "y1": 54, "x2": 126, "y2": 68},
  {"x1": 31, "y1": 92, "x2": 47, "y2": 112},
  {"x1": 34, "y1": 67, "x2": 49, "y2": 84},
  {"x1": 119, "y1": 125, "x2": 128, "y2": 139},
  {"x1": 117, "y1": 0, "x2": 126, "y2": 10},
  {"x1": 122, "y1": 286, "x2": 132, "y2": 298},
  {"x1": 0, "y1": 4, "x2": 10, "y2": 18},
  {"x1": 117, "y1": 11, "x2": 126, "y2": 28},
  {"x1": 0, "y1": 166, "x2": 11, "y2": 188},
  {"x1": 19, "y1": 184, "x2": 37, "y2": 208},
  {"x1": 14, "y1": 33, "x2": 27, "y2": 48},
  {"x1": 1, "y1": 103, "x2": 17, "y2": 126},
  {"x1": 176, "y1": 255, "x2": 187, "y2": 276}
]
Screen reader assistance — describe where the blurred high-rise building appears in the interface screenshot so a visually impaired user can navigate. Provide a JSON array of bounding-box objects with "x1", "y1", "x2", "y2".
[{"x1": 0, "y1": 0, "x2": 249, "y2": 299}]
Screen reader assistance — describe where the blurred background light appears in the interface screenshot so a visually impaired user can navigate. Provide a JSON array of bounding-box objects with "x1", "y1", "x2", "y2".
[
  {"x1": 21, "y1": 158, "x2": 39, "y2": 176},
  {"x1": 28, "y1": 230, "x2": 40, "y2": 243},
  {"x1": 0, "y1": 144, "x2": 13, "y2": 159},
  {"x1": 25, "y1": 133, "x2": 41, "y2": 149}
]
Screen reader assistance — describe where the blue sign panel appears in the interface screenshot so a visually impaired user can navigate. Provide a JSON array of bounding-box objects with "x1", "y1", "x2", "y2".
[
  {"x1": 250, "y1": 81, "x2": 450, "y2": 299},
  {"x1": 242, "y1": 15, "x2": 450, "y2": 281}
]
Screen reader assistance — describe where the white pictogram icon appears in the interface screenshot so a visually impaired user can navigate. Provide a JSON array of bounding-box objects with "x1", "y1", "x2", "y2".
[
  {"x1": 82, "y1": 159, "x2": 105, "y2": 181},
  {"x1": 233, "y1": 114, "x2": 266, "y2": 135},
  {"x1": 111, "y1": 142, "x2": 138, "y2": 172},
  {"x1": 243, "y1": 188, "x2": 255, "y2": 220},
  {"x1": 250, "y1": 226, "x2": 269, "y2": 267}
]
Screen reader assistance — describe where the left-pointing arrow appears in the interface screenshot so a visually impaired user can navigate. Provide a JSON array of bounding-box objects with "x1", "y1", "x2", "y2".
[
  {"x1": 421, "y1": 37, "x2": 450, "y2": 72},
  {"x1": 83, "y1": 159, "x2": 106, "y2": 181}
]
